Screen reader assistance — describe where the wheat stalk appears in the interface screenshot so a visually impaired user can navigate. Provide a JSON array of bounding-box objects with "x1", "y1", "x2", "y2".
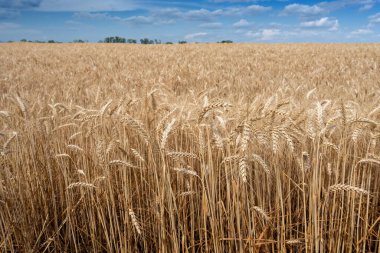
[
  {"x1": 357, "y1": 158, "x2": 380, "y2": 167},
  {"x1": 129, "y1": 209, "x2": 142, "y2": 235},
  {"x1": 3, "y1": 132, "x2": 17, "y2": 150},
  {"x1": 67, "y1": 144, "x2": 84, "y2": 153},
  {"x1": 14, "y1": 95, "x2": 26, "y2": 117},
  {"x1": 173, "y1": 167, "x2": 198, "y2": 177},
  {"x1": 239, "y1": 157, "x2": 248, "y2": 183},
  {"x1": 109, "y1": 160, "x2": 139, "y2": 169},
  {"x1": 251, "y1": 205, "x2": 269, "y2": 221},
  {"x1": 121, "y1": 115, "x2": 150, "y2": 145},
  {"x1": 67, "y1": 182, "x2": 96, "y2": 190},
  {"x1": 161, "y1": 118, "x2": 176, "y2": 149},
  {"x1": 167, "y1": 151, "x2": 197, "y2": 159},
  {"x1": 328, "y1": 184, "x2": 369, "y2": 195},
  {"x1": 131, "y1": 148, "x2": 145, "y2": 163},
  {"x1": 251, "y1": 154, "x2": 270, "y2": 175},
  {"x1": 198, "y1": 102, "x2": 231, "y2": 123}
]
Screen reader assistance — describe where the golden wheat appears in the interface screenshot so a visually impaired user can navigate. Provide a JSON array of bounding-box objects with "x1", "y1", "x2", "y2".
[{"x1": 0, "y1": 43, "x2": 379, "y2": 252}]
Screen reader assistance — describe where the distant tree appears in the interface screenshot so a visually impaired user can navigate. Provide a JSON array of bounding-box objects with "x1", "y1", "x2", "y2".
[
  {"x1": 178, "y1": 40, "x2": 187, "y2": 44},
  {"x1": 73, "y1": 39, "x2": 86, "y2": 43},
  {"x1": 103, "y1": 36, "x2": 126, "y2": 43},
  {"x1": 166, "y1": 42, "x2": 173, "y2": 44},
  {"x1": 7, "y1": 40, "x2": 14, "y2": 43},
  {"x1": 140, "y1": 38, "x2": 154, "y2": 44},
  {"x1": 154, "y1": 39, "x2": 161, "y2": 44},
  {"x1": 117, "y1": 36, "x2": 126, "y2": 43},
  {"x1": 219, "y1": 40, "x2": 233, "y2": 43},
  {"x1": 48, "y1": 40, "x2": 56, "y2": 43},
  {"x1": 127, "y1": 39, "x2": 137, "y2": 44},
  {"x1": 20, "y1": 38, "x2": 27, "y2": 42}
]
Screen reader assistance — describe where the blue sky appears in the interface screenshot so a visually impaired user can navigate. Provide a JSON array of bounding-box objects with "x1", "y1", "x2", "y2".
[{"x1": 0, "y1": 0, "x2": 379, "y2": 42}]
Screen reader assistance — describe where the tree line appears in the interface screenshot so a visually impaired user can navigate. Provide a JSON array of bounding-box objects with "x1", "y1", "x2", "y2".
[
  {"x1": 100, "y1": 37, "x2": 233, "y2": 44},
  {"x1": 4, "y1": 37, "x2": 233, "y2": 44}
]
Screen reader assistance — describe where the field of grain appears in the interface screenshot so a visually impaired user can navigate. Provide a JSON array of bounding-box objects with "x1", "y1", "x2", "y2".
[{"x1": 0, "y1": 43, "x2": 379, "y2": 252}]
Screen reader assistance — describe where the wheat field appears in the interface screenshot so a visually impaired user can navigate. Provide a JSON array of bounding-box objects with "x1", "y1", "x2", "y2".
[{"x1": 0, "y1": 43, "x2": 379, "y2": 252}]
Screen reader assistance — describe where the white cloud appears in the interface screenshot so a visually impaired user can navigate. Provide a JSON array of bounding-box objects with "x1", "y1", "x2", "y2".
[
  {"x1": 244, "y1": 26, "x2": 345, "y2": 42},
  {"x1": 0, "y1": 22, "x2": 21, "y2": 30},
  {"x1": 318, "y1": 0, "x2": 377, "y2": 12},
  {"x1": 359, "y1": 3, "x2": 374, "y2": 11},
  {"x1": 124, "y1": 16, "x2": 154, "y2": 25},
  {"x1": 233, "y1": 19, "x2": 251, "y2": 28},
  {"x1": 282, "y1": 4, "x2": 324, "y2": 16},
  {"x1": 151, "y1": 8, "x2": 182, "y2": 20},
  {"x1": 0, "y1": 8, "x2": 20, "y2": 18},
  {"x1": 246, "y1": 4, "x2": 272, "y2": 13},
  {"x1": 350, "y1": 28, "x2": 374, "y2": 35},
  {"x1": 199, "y1": 22, "x2": 223, "y2": 29},
  {"x1": 74, "y1": 12, "x2": 111, "y2": 19},
  {"x1": 64, "y1": 20, "x2": 83, "y2": 26},
  {"x1": 0, "y1": 0, "x2": 42, "y2": 9},
  {"x1": 181, "y1": 5, "x2": 271, "y2": 21},
  {"x1": 74, "y1": 12, "x2": 156, "y2": 25},
  {"x1": 246, "y1": 28, "x2": 281, "y2": 40},
  {"x1": 369, "y1": 12, "x2": 380, "y2": 24},
  {"x1": 38, "y1": 0, "x2": 137, "y2": 11},
  {"x1": 0, "y1": 22, "x2": 42, "y2": 38},
  {"x1": 185, "y1": 32, "x2": 208, "y2": 39},
  {"x1": 210, "y1": 0, "x2": 261, "y2": 2},
  {"x1": 300, "y1": 17, "x2": 339, "y2": 31},
  {"x1": 75, "y1": 5, "x2": 272, "y2": 25},
  {"x1": 185, "y1": 8, "x2": 219, "y2": 21}
]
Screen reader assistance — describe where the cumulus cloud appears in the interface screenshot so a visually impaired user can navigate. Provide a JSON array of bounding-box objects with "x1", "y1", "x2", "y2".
[
  {"x1": 0, "y1": 8, "x2": 20, "y2": 18},
  {"x1": 233, "y1": 19, "x2": 252, "y2": 28},
  {"x1": 246, "y1": 28, "x2": 281, "y2": 40},
  {"x1": 38, "y1": 0, "x2": 136, "y2": 12},
  {"x1": 75, "y1": 5, "x2": 272, "y2": 25},
  {"x1": 181, "y1": 5, "x2": 270, "y2": 21},
  {"x1": 0, "y1": 0, "x2": 42, "y2": 9},
  {"x1": 199, "y1": 22, "x2": 223, "y2": 29},
  {"x1": 350, "y1": 28, "x2": 373, "y2": 35},
  {"x1": 210, "y1": 0, "x2": 264, "y2": 2},
  {"x1": 246, "y1": 5, "x2": 272, "y2": 13},
  {"x1": 318, "y1": 0, "x2": 376, "y2": 12},
  {"x1": 0, "y1": 21, "x2": 21, "y2": 29},
  {"x1": 300, "y1": 17, "x2": 339, "y2": 31},
  {"x1": 359, "y1": 3, "x2": 374, "y2": 11},
  {"x1": 0, "y1": 0, "x2": 137, "y2": 12},
  {"x1": 369, "y1": 12, "x2": 380, "y2": 24},
  {"x1": 123, "y1": 16, "x2": 154, "y2": 25},
  {"x1": 185, "y1": 32, "x2": 208, "y2": 39},
  {"x1": 150, "y1": 8, "x2": 181, "y2": 20},
  {"x1": 74, "y1": 12, "x2": 155, "y2": 25},
  {"x1": 244, "y1": 26, "x2": 342, "y2": 41},
  {"x1": 282, "y1": 4, "x2": 324, "y2": 16},
  {"x1": 282, "y1": 0, "x2": 377, "y2": 17}
]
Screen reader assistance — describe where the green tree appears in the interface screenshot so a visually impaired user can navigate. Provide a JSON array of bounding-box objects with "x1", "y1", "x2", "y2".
[
  {"x1": 140, "y1": 38, "x2": 154, "y2": 44},
  {"x1": 127, "y1": 39, "x2": 137, "y2": 44},
  {"x1": 73, "y1": 39, "x2": 86, "y2": 43},
  {"x1": 103, "y1": 36, "x2": 126, "y2": 43},
  {"x1": 219, "y1": 40, "x2": 233, "y2": 43}
]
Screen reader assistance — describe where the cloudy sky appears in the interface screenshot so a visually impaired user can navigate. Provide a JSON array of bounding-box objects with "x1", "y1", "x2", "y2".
[{"x1": 0, "y1": 0, "x2": 379, "y2": 42}]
